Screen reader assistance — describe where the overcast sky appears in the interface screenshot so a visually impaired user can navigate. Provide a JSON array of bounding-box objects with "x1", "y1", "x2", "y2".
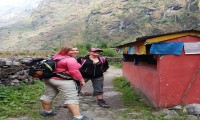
[
  {"x1": 0, "y1": 0, "x2": 42, "y2": 16},
  {"x1": 0, "y1": 0, "x2": 29, "y2": 7}
]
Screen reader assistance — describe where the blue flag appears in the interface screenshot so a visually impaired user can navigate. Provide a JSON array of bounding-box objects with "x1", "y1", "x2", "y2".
[{"x1": 150, "y1": 42, "x2": 184, "y2": 55}]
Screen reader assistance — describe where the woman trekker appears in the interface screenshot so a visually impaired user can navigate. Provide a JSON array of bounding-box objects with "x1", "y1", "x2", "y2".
[
  {"x1": 71, "y1": 47, "x2": 79, "y2": 58},
  {"x1": 40, "y1": 46, "x2": 91, "y2": 120},
  {"x1": 77, "y1": 48, "x2": 110, "y2": 108}
]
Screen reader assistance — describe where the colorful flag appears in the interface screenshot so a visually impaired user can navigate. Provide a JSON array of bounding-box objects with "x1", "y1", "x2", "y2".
[{"x1": 150, "y1": 42, "x2": 184, "y2": 55}]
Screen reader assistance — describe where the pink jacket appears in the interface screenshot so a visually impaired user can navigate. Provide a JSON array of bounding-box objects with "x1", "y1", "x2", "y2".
[{"x1": 52, "y1": 54, "x2": 83, "y2": 81}]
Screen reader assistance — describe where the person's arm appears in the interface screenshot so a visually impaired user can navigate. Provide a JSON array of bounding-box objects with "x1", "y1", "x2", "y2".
[
  {"x1": 77, "y1": 57, "x2": 87, "y2": 73},
  {"x1": 67, "y1": 58, "x2": 84, "y2": 81},
  {"x1": 102, "y1": 59, "x2": 109, "y2": 72},
  {"x1": 67, "y1": 58, "x2": 86, "y2": 87},
  {"x1": 79, "y1": 78, "x2": 86, "y2": 87},
  {"x1": 76, "y1": 57, "x2": 86, "y2": 87}
]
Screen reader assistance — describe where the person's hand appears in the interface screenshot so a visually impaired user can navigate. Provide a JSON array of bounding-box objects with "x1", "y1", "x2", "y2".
[{"x1": 80, "y1": 80, "x2": 86, "y2": 87}]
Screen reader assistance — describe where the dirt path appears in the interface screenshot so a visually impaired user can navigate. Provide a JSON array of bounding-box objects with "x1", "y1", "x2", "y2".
[
  {"x1": 47, "y1": 66, "x2": 124, "y2": 120},
  {"x1": 8, "y1": 66, "x2": 124, "y2": 120}
]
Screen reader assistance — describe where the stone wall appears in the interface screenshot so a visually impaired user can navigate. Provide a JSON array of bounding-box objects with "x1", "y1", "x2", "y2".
[
  {"x1": 0, "y1": 57, "x2": 37, "y2": 86},
  {"x1": 0, "y1": 57, "x2": 122, "y2": 86},
  {"x1": 106, "y1": 57, "x2": 123, "y2": 63}
]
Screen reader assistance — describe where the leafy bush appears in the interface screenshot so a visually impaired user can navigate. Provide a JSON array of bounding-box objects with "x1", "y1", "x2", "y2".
[
  {"x1": 76, "y1": 44, "x2": 88, "y2": 57},
  {"x1": 76, "y1": 43, "x2": 120, "y2": 58},
  {"x1": 85, "y1": 43, "x2": 92, "y2": 50},
  {"x1": 97, "y1": 42, "x2": 108, "y2": 48},
  {"x1": 77, "y1": 49, "x2": 88, "y2": 58},
  {"x1": 101, "y1": 48, "x2": 120, "y2": 57}
]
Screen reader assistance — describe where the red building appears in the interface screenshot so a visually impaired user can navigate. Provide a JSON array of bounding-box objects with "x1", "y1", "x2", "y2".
[{"x1": 117, "y1": 30, "x2": 200, "y2": 108}]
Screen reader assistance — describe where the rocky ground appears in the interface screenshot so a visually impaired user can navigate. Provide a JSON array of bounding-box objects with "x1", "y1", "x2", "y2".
[
  {"x1": 8, "y1": 66, "x2": 124, "y2": 120},
  {"x1": 7, "y1": 66, "x2": 200, "y2": 120},
  {"x1": 48, "y1": 66, "x2": 124, "y2": 120}
]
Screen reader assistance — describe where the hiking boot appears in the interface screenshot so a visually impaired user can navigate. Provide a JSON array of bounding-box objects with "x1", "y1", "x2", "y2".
[
  {"x1": 78, "y1": 92, "x2": 83, "y2": 96},
  {"x1": 97, "y1": 101, "x2": 110, "y2": 108},
  {"x1": 40, "y1": 110, "x2": 56, "y2": 117},
  {"x1": 72, "y1": 116, "x2": 91, "y2": 120}
]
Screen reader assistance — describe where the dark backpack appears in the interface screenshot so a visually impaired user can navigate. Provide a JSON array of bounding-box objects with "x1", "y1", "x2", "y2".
[{"x1": 28, "y1": 57, "x2": 73, "y2": 80}]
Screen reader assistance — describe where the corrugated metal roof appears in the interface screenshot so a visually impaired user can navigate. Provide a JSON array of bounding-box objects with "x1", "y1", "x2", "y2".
[{"x1": 116, "y1": 29, "x2": 200, "y2": 48}]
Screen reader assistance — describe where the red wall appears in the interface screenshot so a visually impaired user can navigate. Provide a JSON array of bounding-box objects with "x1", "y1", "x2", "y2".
[
  {"x1": 158, "y1": 53, "x2": 200, "y2": 107},
  {"x1": 158, "y1": 36, "x2": 200, "y2": 107},
  {"x1": 122, "y1": 62, "x2": 160, "y2": 107},
  {"x1": 122, "y1": 36, "x2": 200, "y2": 108}
]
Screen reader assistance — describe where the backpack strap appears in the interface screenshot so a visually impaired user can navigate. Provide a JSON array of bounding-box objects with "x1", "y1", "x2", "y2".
[
  {"x1": 80, "y1": 57, "x2": 105, "y2": 66},
  {"x1": 44, "y1": 57, "x2": 66, "y2": 71},
  {"x1": 55, "y1": 72, "x2": 74, "y2": 80},
  {"x1": 99, "y1": 56, "x2": 105, "y2": 64},
  {"x1": 54, "y1": 57, "x2": 74, "y2": 79},
  {"x1": 54, "y1": 57, "x2": 67, "y2": 62},
  {"x1": 81, "y1": 58, "x2": 86, "y2": 66}
]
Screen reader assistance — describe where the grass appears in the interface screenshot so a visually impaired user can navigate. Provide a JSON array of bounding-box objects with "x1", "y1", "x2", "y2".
[
  {"x1": 112, "y1": 77, "x2": 152, "y2": 119},
  {"x1": 0, "y1": 76, "x2": 187, "y2": 120},
  {"x1": 112, "y1": 77, "x2": 186, "y2": 120},
  {"x1": 109, "y1": 61, "x2": 122, "y2": 68},
  {"x1": 0, "y1": 50, "x2": 55, "y2": 58},
  {"x1": 0, "y1": 80, "x2": 44, "y2": 120}
]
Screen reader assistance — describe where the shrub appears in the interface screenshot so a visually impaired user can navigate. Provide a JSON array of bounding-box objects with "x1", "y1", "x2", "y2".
[
  {"x1": 101, "y1": 48, "x2": 120, "y2": 57},
  {"x1": 97, "y1": 42, "x2": 108, "y2": 48}
]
